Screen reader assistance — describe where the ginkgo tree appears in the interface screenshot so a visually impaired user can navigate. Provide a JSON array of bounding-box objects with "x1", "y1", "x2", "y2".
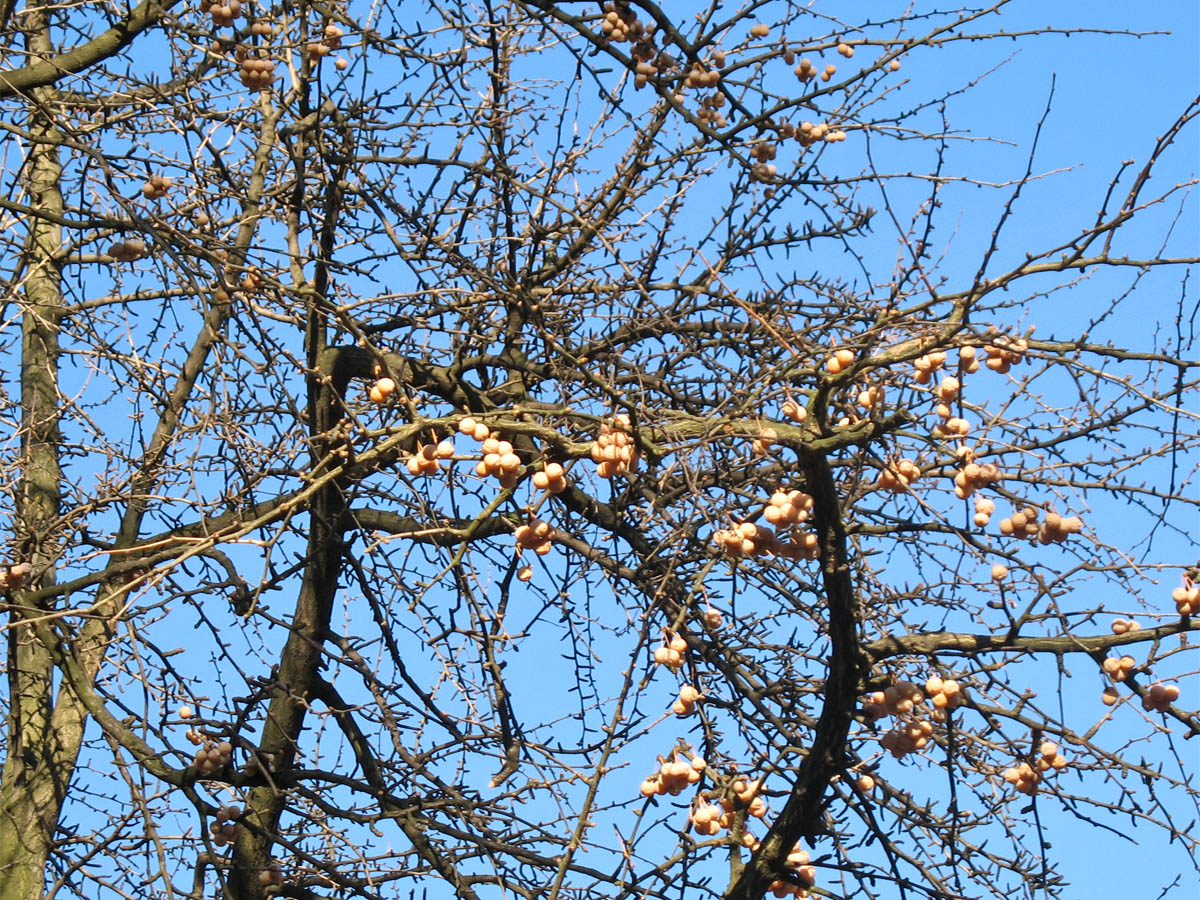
[{"x1": 0, "y1": 1, "x2": 1196, "y2": 899}]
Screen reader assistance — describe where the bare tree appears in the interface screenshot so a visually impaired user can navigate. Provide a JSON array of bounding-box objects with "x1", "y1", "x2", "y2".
[{"x1": 0, "y1": 2, "x2": 1196, "y2": 900}]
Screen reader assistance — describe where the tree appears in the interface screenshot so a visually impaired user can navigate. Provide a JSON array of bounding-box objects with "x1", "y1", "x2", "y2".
[{"x1": 0, "y1": 1, "x2": 1196, "y2": 899}]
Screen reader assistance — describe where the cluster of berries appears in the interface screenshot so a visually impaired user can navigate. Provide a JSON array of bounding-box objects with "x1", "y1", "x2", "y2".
[
  {"x1": 780, "y1": 398, "x2": 808, "y2": 422},
  {"x1": 685, "y1": 62, "x2": 721, "y2": 89},
  {"x1": 984, "y1": 336, "x2": 1029, "y2": 373},
  {"x1": 190, "y1": 738, "x2": 233, "y2": 776},
  {"x1": 1001, "y1": 762, "x2": 1041, "y2": 795},
  {"x1": 864, "y1": 681, "x2": 924, "y2": 718},
  {"x1": 531, "y1": 462, "x2": 568, "y2": 494},
  {"x1": 877, "y1": 458, "x2": 922, "y2": 493},
  {"x1": 239, "y1": 268, "x2": 265, "y2": 292},
  {"x1": 1141, "y1": 682, "x2": 1180, "y2": 712},
  {"x1": 108, "y1": 239, "x2": 147, "y2": 262},
  {"x1": 687, "y1": 799, "x2": 725, "y2": 835},
  {"x1": 200, "y1": 0, "x2": 241, "y2": 27},
  {"x1": 923, "y1": 675, "x2": 963, "y2": 715},
  {"x1": 141, "y1": 174, "x2": 172, "y2": 200},
  {"x1": 638, "y1": 752, "x2": 705, "y2": 797},
  {"x1": 1101, "y1": 655, "x2": 1137, "y2": 682},
  {"x1": 998, "y1": 508, "x2": 1082, "y2": 544},
  {"x1": 856, "y1": 384, "x2": 884, "y2": 410},
  {"x1": 308, "y1": 25, "x2": 350, "y2": 68},
  {"x1": 955, "y1": 457, "x2": 1002, "y2": 500},
  {"x1": 249, "y1": 19, "x2": 272, "y2": 37},
  {"x1": 836, "y1": 42, "x2": 855, "y2": 58},
  {"x1": 514, "y1": 517, "x2": 554, "y2": 557},
  {"x1": 911, "y1": 350, "x2": 948, "y2": 384},
  {"x1": 763, "y1": 489, "x2": 813, "y2": 527},
  {"x1": 1110, "y1": 618, "x2": 1141, "y2": 634},
  {"x1": 405, "y1": 441, "x2": 454, "y2": 476},
  {"x1": 0, "y1": 562, "x2": 32, "y2": 590},
  {"x1": 599, "y1": 2, "x2": 649, "y2": 43},
  {"x1": 1171, "y1": 579, "x2": 1199, "y2": 615},
  {"x1": 673, "y1": 684, "x2": 701, "y2": 716},
  {"x1": 767, "y1": 844, "x2": 817, "y2": 898},
  {"x1": 236, "y1": 53, "x2": 276, "y2": 89},
  {"x1": 652, "y1": 633, "x2": 688, "y2": 670},
  {"x1": 473, "y1": 436, "x2": 523, "y2": 488},
  {"x1": 793, "y1": 58, "x2": 837, "y2": 85},
  {"x1": 590, "y1": 415, "x2": 638, "y2": 478},
  {"x1": 207, "y1": 804, "x2": 243, "y2": 847},
  {"x1": 368, "y1": 377, "x2": 397, "y2": 403},
  {"x1": 694, "y1": 92, "x2": 728, "y2": 128},
  {"x1": 1002, "y1": 742, "x2": 1067, "y2": 796},
  {"x1": 750, "y1": 141, "x2": 777, "y2": 182},
  {"x1": 880, "y1": 719, "x2": 934, "y2": 758},
  {"x1": 712, "y1": 522, "x2": 819, "y2": 561},
  {"x1": 825, "y1": 348, "x2": 856, "y2": 374}
]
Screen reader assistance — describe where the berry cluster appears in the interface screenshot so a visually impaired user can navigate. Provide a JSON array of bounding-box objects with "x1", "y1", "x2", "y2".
[
  {"x1": 923, "y1": 675, "x2": 963, "y2": 714},
  {"x1": 864, "y1": 682, "x2": 923, "y2": 718},
  {"x1": 673, "y1": 684, "x2": 701, "y2": 716},
  {"x1": 1002, "y1": 742, "x2": 1067, "y2": 795},
  {"x1": 236, "y1": 53, "x2": 276, "y2": 89},
  {"x1": 1102, "y1": 655, "x2": 1137, "y2": 682},
  {"x1": 712, "y1": 522, "x2": 819, "y2": 561},
  {"x1": 780, "y1": 398, "x2": 808, "y2": 422},
  {"x1": 911, "y1": 350, "x2": 947, "y2": 384},
  {"x1": 141, "y1": 174, "x2": 172, "y2": 200},
  {"x1": 998, "y1": 508, "x2": 1082, "y2": 544},
  {"x1": 688, "y1": 799, "x2": 725, "y2": 835},
  {"x1": 881, "y1": 719, "x2": 934, "y2": 758},
  {"x1": 368, "y1": 377, "x2": 397, "y2": 403},
  {"x1": 190, "y1": 739, "x2": 233, "y2": 776},
  {"x1": 531, "y1": 462, "x2": 568, "y2": 493},
  {"x1": 1142, "y1": 682, "x2": 1180, "y2": 712},
  {"x1": 239, "y1": 268, "x2": 265, "y2": 292},
  {"x1": 108, "y1": 239, "x2": 146, "y2": 262},
  {"x1": 652, "y1": 633, "x2": 688, "y2": 670},
  {"x1": 590, "y1": 415, "x2": 638, "y2": 478},
  {"x1": 207, "y1": 804, "x2": 243, "y2": 847},
  {"x1": 1171, "y1": 579, "x2": 1199, "y2": 615},
  {"x1": 954, "y1": 459, "x2": 1002, "y2": 501},
  {"x1": 249, "y1": 19, "x2": 272, "y2": 37},
  {"x1": 767, "y1": 844, "x2": 817, "y2": 898},
  {"x1": 307, "y1": 22, "x2": 345, "y2": 59},
  {"x1": 474, "y1": 436, "x2": 523, "y2": 488},
  {"x1": 750, "y1": 141, "x2": 777, "y2": 182},
  {"x1": 825, "y1": 348, "x2": 855, "y2": 374},
  {"x1": 1110, "y1": 618, "x2": 1141, "y2": 634},
  {"x1": 0, "y1": 562, "x2": 32, "y2": 590},
  {"x1": 200, "y1": 0, "x2": 241, "y2": 28},
  {"x1": 763, "y1": 489, "x2": 813, "y2": 527},
  {"x1": 638, "y1": 751, "x2": 705, "y2": 797},
  {"x1": 457, "y1": 415, "x2": 493, "y2": 443},
  {"x1": 836, "y1": 42, "x2": 855, "y2": 58},
  {"x1": 599, "y1": 2, "x2": 648, "y2": 43},
  {"x1": 984, "y1": 336, "x2": 1029, "y2": 373},
  {"x1": 685, "y1": 62, "x2": 721, "y2": 89},
  {"x1": 876, "y1": 458, "x2": 922, "y2": 493},
  {"x1": 1001, "y1": 762, "x2": 1041, "y2": 795},
  {"x1": 855, "y1": 383, "x2": 885, "y2": 411},
  {"x1": 514, "y1": 517, "x2": 554, "y2": 556},
  {"x1": 405, "y1": 441, "x2": 454, "y2": 476}
]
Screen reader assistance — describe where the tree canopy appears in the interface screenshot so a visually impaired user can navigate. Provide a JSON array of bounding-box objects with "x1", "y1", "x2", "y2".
[{"x1": 0, "y1": 2, "x2": 1196, "y2": 899}]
